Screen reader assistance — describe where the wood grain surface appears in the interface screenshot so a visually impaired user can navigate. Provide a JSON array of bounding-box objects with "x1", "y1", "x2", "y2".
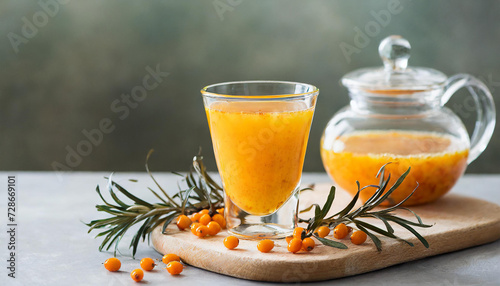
[{"x1": 151, "y1": 183, "x2": 500, "y2": 282}]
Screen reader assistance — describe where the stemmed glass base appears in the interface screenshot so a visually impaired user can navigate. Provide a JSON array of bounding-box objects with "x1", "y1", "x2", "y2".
[{"x1": 225, "y1": 189, "x2": 298, "y2": 239}]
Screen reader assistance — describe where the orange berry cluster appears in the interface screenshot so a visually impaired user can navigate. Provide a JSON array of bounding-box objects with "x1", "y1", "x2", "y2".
[
  {"x1": 177, "y1": 208, "x2": 226, "y2": 238},
  {"x1": 316, "y1": 223, "x2": 367, "y2": 245},
  {"x1": 333, "y1": 223, "x2": 367, "y2": 245},
  {"x1": 104, "y1": 253, "x2": 185, "y2": 282},
  {"x1": 285, "y1": 227, "x2": 316, "y2": 253}
]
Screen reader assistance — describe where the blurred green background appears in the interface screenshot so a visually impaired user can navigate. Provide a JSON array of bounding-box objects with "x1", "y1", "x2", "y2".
[{"x1": 1, "y1": 0, "x2": 499, "y2": 173}]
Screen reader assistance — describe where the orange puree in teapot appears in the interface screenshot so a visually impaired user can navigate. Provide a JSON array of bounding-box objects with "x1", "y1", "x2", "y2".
[{"x1": 321, "y1": 131, "x2": 469, "y2": 206}]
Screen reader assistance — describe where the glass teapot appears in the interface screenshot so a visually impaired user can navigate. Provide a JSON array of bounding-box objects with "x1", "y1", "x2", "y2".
[{"x1": 321, "y1": 35, "x2": 495, "y2": 206}]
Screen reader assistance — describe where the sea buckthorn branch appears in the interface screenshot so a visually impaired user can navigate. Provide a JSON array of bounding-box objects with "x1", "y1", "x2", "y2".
[
  {"x1": 298, "y1": 164, "x2": 432, "y2": 251},
  {"x1": 85, "y1": 149, "x2": 224, "y2": 258}
]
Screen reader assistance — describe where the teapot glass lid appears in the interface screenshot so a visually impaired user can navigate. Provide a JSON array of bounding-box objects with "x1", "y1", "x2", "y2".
[{"x1": 342, "y1": 35, "x2": 448, "y2": 91}]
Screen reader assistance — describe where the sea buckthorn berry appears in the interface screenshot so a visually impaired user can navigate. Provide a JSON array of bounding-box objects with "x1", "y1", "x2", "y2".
[
  {"x1": 200, "y1": 209, "x2": 209, "y2": 215},
  {"x1": 224, "y1": 236, "x2": 239, "y2": 250},
  {"x1": 212, "y1": 214, "x2": 226, "y2": 228},
  {"x1": 334, "y1": 223, "x2": 349, "y2": 239},
  {"x1": 351, "y1": 230, "x2": 367, "y2": 245},
  {"x1": 217, "y1": 208, "x2": 224, "y2": 215},
  {"x1": 176, "y1": 215, "x2": 192, "y2": 230},
  {"x1": 288, "y1": 238, "x2": 302, "y2": 253},
  {"x1": 301, "y1": 237, "x2": 315, "y2": 251},
  {"x1": 104, "y1": 257, "x2": 121, "y2": 272},
  {"x1": 199, "y1": 214, "x2": 212, "y2": 225},
  {"x1": 195, "y1": 225, "x2": 210, "y2": 237},
  {"x1": 257, "y1": 239, "x2": 274, "y2": 253},
  {"x1": 190, "y1": 223, "x2": 201, "y2": 235},
  {"x1": 316, "y1": 226, "x2": 330, "y2": 238},
  {"x1": 192, "y1": 212, "x2": 201, "y2": 222},
  {"x1": 293, "y1": 227, "x2": 305, "y2": 240},
  {"x1": 207, "y1": 221, "x2": 221, "y2": 236},
  {"x1": 285, "y1": 236, "x2": 293, "y2": 244},
  {"x1": 130, "y1": 269, "x2": 144, "y2": 282},
  {"x1": 166, "y1": 261, "x2": 183, "y2": 275},
  {"x1": 162, "y1": 253, "x2": 180, "y2": 265},
  {"x1": 140, "y1": 257, "x2": 155, "y2": 271}
]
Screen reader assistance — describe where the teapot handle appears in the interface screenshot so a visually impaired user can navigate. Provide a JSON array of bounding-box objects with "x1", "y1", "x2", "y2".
[{"x1": 442, "y1": 74, "x2": 496, "y2": 164}]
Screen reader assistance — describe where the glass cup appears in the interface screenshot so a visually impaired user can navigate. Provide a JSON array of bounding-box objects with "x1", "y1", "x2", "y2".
[{"x1": 201, "y1": 81, "x2": 318, "y2": 239}]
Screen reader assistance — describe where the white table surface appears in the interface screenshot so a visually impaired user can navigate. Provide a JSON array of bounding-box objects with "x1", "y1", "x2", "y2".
[{"x1": 1, "y1": 172, "x2": 499, "y2": 286}]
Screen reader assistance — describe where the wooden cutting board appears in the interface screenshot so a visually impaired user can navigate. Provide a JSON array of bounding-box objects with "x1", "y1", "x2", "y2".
[{"x1": 151, "y1": 183, "x2": 500, "y2": 282}]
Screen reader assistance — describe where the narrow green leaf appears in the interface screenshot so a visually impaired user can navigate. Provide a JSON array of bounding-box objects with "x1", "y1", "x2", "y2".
[
  {"x1": 372, "y1": 167, "x2": 411, "y2": 207},
  {"x1": 353, "y1": 219, "x2": 396, "y2": 238},
  {"x1": 356, "y1": 224, "x2": 382, "y2": 251},
  {"x1": 330, "y1": 183, "x2": 360, "y2": 219},
  {"x1": 145, "y1": 149, "x2": 180, "y2": 208},
  {"x1": 161, "y1": 212, "x2": 178, "y2": 234},
  {"x1": 95, "y1": 185, "x2": 120, "y2": 209},
  {"x1": 320, "y1": 186, "x2": 336, "y2": 219},
  {"x1": 383, "y1": 214, "x2": 433, "y2": 228},
  {"x1": 107, "y1": 177, "x2": 129, "y2": 209},
  {"x1": 390, "y1": 218, "x2": 429, "y2": 248},
  {"x1": 375, "y1": 183, "x2": 420, "y2": 214},
  {"x1": 299, "y1": 205, "x2": 314, "y2": 214},
  {"x1": 376, "y1": 162, "x2": 391, "y2": 179},
  {"x1": 398, "y1": 207, "x2": 424, "y2": 225},
  {"x1": 148, "y1": 187, "x2": 169, "y2": 205},
  {"x1": 111, "y1": 181, "x2": 153, "y2": 208},
  {"x1": 371, "y1": 214, "x2": 394, "y2": 234},
  {"x1": 130, "y1": 217, "x2": 152, "y2": 256},
  {"x1": 364, "y1": 175, "x2": 390, "y2": 207},
  {"x1": 181, "y1": 186, "x2": 195, "y2": 214},
  {"x1": 314, "y1": 235, "x2": 348, "y2": 249}
]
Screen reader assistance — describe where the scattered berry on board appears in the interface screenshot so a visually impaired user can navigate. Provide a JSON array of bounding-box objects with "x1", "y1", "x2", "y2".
[
  {"x1": 224, "y1": 235, "x2": 239, "y2": 250},
  {"x1": 257, "y1": 239, "x2": 275, "y2": 253}
]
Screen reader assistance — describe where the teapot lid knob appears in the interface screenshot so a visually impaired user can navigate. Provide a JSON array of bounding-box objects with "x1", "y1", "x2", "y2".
[{"x1": 379, "y1": 35, "x2": 411, "y2": 72}]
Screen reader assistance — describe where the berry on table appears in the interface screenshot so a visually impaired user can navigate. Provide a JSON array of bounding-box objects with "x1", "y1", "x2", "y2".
[
  {"x1": 190, "y1": 223, "x2": 201, "y2": 235},
  {"x1": 199, "y1": 214, "x2": 212, "y2": 226},
  {"x1": 301, "y1": 237, "x2": 315, "y2": 251},
  {"x1": 140, "y1": 257, "x2": 155, "y2": 271},
  {"x1": 224, "y1": 236, "x2": 239, "y2": 250},
  {"x1": 166, "y1": 261, "x2": 183, "y2": 275},
  {"x1": 207, "y1": 221, "x2": 221, "y2": 236},
  {"x1": 293, "y1": 227, "x2": 305, "y2": 240},
  {"x1": 130, "y1": 269, "x2": 144, "y2": 282},
  {"x1": 351, "y1": 230, "x2": 368, "y2": 245},
  {"x1": 195, "y1": 225, "x2": 210, "y2": 237},
  {"x1": 162, "y1": 253, "x2": 180, "y2": 265},
  {"x1": 104, "y1": 257, "x2": 121, "y2": 272},
  {"x1": 176, "y1": 215, "x2": 192, "y2": 230},
  {"x1": 334, "y1": 223, "x2": 349, "y2": 239},
  {"x1": 287, "y1": 238, "x2": 302, "y2": 253},
  {"x1": 285, "y1": 236, "x2": 293, "y2": 244},
  {"x1": 191, "y1": 212, "x2": 201, "y2": 222},
  {"x1": 316, "y1": 226, "x2": 330, "y2": 238},
  {"x1": 212, "y1": 214, "x2": 226, "y2": 228},
  {"x1": 257, "y1": 239, "x2": 274, "y2": 253}
]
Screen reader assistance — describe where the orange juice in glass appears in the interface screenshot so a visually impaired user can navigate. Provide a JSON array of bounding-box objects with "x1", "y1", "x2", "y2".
[{"x1": 201, "y1": 81, "x2": 318, "y2": 238}]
